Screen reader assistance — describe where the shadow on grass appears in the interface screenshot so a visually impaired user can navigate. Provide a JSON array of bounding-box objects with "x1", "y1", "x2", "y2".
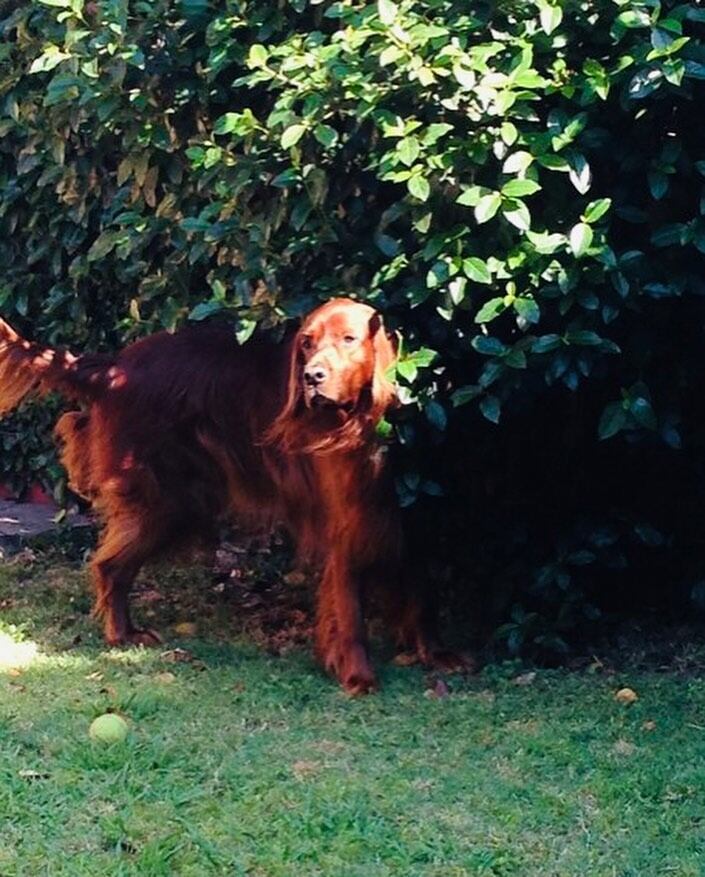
[
  {"x1": 4, "y1": 551, "x2": 705, "y2": 875},
  {"x1": 0, "y1": 544, "x2": 434, "y2": 703}
]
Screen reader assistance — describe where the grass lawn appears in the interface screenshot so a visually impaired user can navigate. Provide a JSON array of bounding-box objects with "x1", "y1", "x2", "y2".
[{"x1": 1, "y1": 547, "x2": 705, "y2": 876}]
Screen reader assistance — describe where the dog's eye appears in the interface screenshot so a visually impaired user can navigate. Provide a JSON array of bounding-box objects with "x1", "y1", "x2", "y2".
[
  {"x1": 342, "y1": 335, "x2": 356, "y2": 345},
  {"x1": 301, "y1": 336, "x2": 313, "y2": 351}
]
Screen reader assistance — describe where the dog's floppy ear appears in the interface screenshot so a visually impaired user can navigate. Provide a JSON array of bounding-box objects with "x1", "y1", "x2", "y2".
[
  {"x1": 264, "y1": 330, "x2": 305, "y2": 448},
  {"x1": 369, "y1": 313, "x2": 398, "y2": 420},
  {"x1": 281, "y1": 329, "x2": 305, "y2": 420}
]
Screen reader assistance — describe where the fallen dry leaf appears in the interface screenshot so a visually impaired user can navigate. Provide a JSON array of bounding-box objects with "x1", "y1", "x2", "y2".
[
  {"x1": 135, "y1": 588, "x2": 162, "y2": 605},
  {"x1": 154, "y1": 671, "x2": 176, "y2": 684},
  {"x1": 283, "y1": 570, "x2": 307, "y2": 587},
  {"x1": 587, "y1": 656, "x2": 605, "y2": 673},
  {"x1": 6, "y1": 548, "x2": 37, "y2": 566},
  {"x1": 292, "y1": 760, "x2": 320, "y2": 778},
  {"x1": 612, "y1": 738, "x2": 636, "y2": 757},
  {"x1": 314, "y1": 739, "x2": 345, "y2": 755},
  {"x1": 393, "y1": 651, "x2": 419, "y2": 667},
  {"x1": 161, "y1": 648, "x2": 194, "y2": 663},
  {"x1": 412, "y1": 778, "x2": 435, "y2": 792},
  {"x1": 615, "y1": 687, "x2": 638, "y2": 704},
  {"x1": 174, "y1": 621, "x2": 198, "y2": 637},
  {"x1": 19, "y1": 769, "x2": 50, "y2": 780},
  {"x1": 642, "y1": 720, "x2": 656, "y2": 732},
  {"x1": 513, "y1": 671, "x2": 537, "y2": 687}
]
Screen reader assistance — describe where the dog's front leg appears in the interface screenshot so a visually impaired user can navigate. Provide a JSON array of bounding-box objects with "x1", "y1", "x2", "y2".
[{"x1": 315, "y1": 551, "x2": 376, "y2": 696}]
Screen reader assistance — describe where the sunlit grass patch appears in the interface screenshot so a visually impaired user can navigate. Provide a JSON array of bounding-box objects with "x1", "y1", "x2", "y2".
[
  {"x1": 0, "y1": 624, "x2": 39, "y2": 671},
  {"x1": 2, "y1": 553, "x2": 705, "y2": 876}
]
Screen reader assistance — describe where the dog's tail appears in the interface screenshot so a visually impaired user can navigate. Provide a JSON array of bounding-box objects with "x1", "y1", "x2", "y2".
[{"x1": 0, "y1": 316, "x2": 113, "y2": 416}]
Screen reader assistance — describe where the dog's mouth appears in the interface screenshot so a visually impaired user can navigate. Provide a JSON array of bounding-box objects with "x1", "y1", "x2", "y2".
[{"x1": 306, "y1": 392, "x2": 355, "y2": 414}]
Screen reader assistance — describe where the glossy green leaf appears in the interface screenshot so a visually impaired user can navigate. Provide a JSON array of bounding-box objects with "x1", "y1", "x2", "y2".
[
  {"x1": 582, "y1": 198, "x2": 612, "y2": 223},
  {"x1": 248, "y1": 44, "x2": 268, "y2": 67},
  {"x1": 480, "y1": 395, "x2": 501, "y2": 423},
  {"x1": 475, "y1": 297, "x2": 507, "y2": 323},
  {"x1": 314, "y1": 124, "x2": 338, "y2": 148},
  {"x1": 598, "y1": 402, "x2": 627, "y2": 440},
  {"x1": 378, "y1": 0, "x2": 397, "y2": 25},
  {"x1": 407, "y1": 175, "x2": 430, "y2": 202},
  {"x1": 502, "y1": 201, "x2": 531, "y2": 231},
  {"x1": 425, "y1": 400, "x2": 447, "y2": 431},
  {"x1": 474, "y1": 192, "x2": 502, "y2": 224},
  {"x1": 502, "y1": 151, "x2": 533, "y2": 174},
  {"x1": 569, "y1": 222, "x2": 594, "y2": 257},
  {"x1": 514, "y1": 296, "x2": 540, "y2": 324},
  {"x1": 539, "y1": 3, "x2": 563, "y2": 35},
  {"x1": 397, "y1": 136, "x2": 420, "y2": 167},
  {"x1": 501, "y1": 179, "x2": 541, "y2": 198},
  {"x1": 463, "y1": 257, "x2": 491, "y2": 284},
  {"x1": 281, "y1": 124, "x2": 307, "y2": 149}
]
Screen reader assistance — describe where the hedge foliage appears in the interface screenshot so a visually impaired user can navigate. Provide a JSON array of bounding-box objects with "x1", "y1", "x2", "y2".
[{"x1": 2, "y1": 0, "x2": 705, "y2": 653}]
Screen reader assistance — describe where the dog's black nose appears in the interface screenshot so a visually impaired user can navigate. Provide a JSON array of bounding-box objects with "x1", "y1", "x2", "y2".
[{"x1": 304, "y1": 366, "x2": 327, "y2": 387}]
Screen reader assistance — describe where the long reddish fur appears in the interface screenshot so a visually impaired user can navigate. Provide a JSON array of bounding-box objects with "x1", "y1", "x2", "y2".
[{"x1": 0, "y1": 301, "x2": 457, "y2": 693}]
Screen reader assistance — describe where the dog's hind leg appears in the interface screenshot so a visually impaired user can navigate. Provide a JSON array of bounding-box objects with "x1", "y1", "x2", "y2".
[{"x1": 91, "y1": 511, "x2": 162, "y2": 647}]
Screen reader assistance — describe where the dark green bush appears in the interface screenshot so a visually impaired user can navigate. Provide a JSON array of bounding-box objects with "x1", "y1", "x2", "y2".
[{"x1": 2, "y1": 0, "x2": 705, "y2": 653}]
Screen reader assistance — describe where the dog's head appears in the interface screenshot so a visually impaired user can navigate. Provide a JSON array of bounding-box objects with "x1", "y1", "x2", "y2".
[{"x1": 268, "y1": 298, "x2": 398, "y2": 454}]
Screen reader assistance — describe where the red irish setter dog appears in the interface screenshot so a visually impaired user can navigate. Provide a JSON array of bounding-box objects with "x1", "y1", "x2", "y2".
[{"x1": 0, "y1": 299, "x2": 459, "y2": 693}]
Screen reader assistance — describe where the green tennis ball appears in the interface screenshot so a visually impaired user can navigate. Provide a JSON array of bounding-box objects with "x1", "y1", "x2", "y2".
[{"x1": 89, "y1": 713, "x2": 129, "y2": 744}]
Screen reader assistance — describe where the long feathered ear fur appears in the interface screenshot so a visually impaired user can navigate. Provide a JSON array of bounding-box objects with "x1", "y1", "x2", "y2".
[
  {"x1": 263, "y1": 333, "x2": 304, "y2": 449},
  {"x1": 369, "y1": 313, "x2": 398, "y2": 423}
]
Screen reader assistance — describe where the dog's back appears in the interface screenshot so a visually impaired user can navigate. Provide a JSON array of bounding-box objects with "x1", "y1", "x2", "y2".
[{"x1": 1, "y1": 316, "x2": 294, "y2": 531}]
